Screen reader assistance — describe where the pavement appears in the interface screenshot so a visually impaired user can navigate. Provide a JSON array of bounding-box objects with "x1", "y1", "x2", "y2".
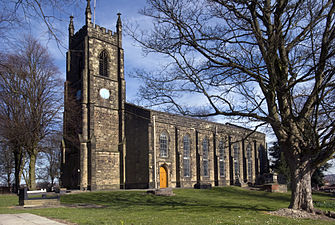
[{"x1": 0, "y1": 213, "x2": 66, "y2": 225}]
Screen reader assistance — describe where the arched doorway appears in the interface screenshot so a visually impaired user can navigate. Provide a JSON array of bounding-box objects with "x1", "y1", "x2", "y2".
[{"x1": 160, "y1": 166, "x2": 168, "y2": 188}]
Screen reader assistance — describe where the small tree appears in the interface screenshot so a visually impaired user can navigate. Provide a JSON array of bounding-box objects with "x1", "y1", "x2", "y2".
[
  {"x1": 269, "y1": 142, "x2": 330, "y2": 189},
  {"x1": 311, "y1": 164, "x2": 331, "y2": 189},
  {"x1": 269, "y1": 142, "x2": 290, "y2": 183}
]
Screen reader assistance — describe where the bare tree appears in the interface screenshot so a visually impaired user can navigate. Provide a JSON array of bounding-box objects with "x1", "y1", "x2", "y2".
[
  {"x1": 0, "y1": 52, "x2": 29, "y2": 192},
  {"x1": 0, "y1": 0, "x2": 80, "y2": 46},
  {"x1": 38, "y1": 133, "x2": 62, "y2": 188},
  {"x1": 129, "y1": 0, "x2": 335, "y2": 212},
  {"x1": 0, "y1": 6, "x2": 19, "y2": 40},
  {"x1": 0, "y1": 37, "x2": 62, "y2": 190},
  {"x1": 0, "y1": 143, "x2": 14, "y2": 188}
]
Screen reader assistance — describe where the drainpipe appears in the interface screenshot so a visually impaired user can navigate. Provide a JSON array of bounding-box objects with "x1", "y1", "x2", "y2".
[
  {"x1": 153, "y1": 116, "x2": 157, "y2": 189},
  {"x1": 123, "y1": 138, "x2": 126, "y2": 189}
]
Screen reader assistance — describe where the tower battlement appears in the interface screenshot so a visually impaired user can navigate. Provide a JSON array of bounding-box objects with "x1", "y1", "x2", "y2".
[
  {"x1": 69, "y1": 0, "x2": 121, "y2": 49},
  {"x1": 87, "y1": 24, "x2": 119, "y2": 44},
  {"x1": 70, "y1": 20, "x2": 120, "y2": 48},
  {"x1": 93, "y1": 24, "x2": 114, "y2": 36}
]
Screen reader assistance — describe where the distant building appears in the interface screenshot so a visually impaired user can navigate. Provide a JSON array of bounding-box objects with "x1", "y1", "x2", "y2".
[
  {"x1": 324, "y1": 174, "x2": 335, "y2": 186},
  {"x1": 61, "y1": 0, "x2": 268, "y2": 190}
]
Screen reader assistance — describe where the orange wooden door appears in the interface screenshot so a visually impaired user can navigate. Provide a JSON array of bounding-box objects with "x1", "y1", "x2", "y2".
[{"x1": 160, "y1": 166, "x2": 167, "y2": 188}]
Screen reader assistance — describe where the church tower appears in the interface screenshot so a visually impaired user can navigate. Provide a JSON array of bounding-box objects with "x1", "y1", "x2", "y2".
[{"x1": 62, "y1": 0, "x2": 125, "y2": 190}]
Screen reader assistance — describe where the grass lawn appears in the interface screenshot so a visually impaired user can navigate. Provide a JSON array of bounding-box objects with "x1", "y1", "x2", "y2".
[{"x1": 0, "y1": 187, "x2": 335, "y2": 224}]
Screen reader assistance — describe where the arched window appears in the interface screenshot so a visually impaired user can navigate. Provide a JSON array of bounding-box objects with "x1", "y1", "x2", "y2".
[
  {"x1": 219, "y1": 140, "x2": 225, "y2": 177},
  {"x1": 202, "y1": 138, "x2": 209, "y2": 177},
  {"x1": 99, "y1": 50, "x2": 108, "y2": 77},
  {"x1": 233, "y1": 143, "x2": 240, "y2": 179},
  {"x1": 159, "y1": 133, "x2": 168, "y2": 157},
  {"x1": 183, "y1": 135, "x2": 190, "y2": 177},
  {"x1": 246, "y1": 144, "x2": 253, "y2": 181}
]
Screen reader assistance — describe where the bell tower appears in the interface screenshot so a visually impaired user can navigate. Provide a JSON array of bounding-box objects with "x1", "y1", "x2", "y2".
[{"x1": 62, "y1": 0, "x2": 125, "y2": 190}]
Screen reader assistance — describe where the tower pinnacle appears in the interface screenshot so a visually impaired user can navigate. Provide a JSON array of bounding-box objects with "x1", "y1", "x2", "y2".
[
  {"x1": 116, "y1": 13, "x2": 122, "y2": 46},
  {"x1": 86, "y1": 0, "x2": 92, "y2": 25},
  {"x1": 117, "y1": 13, "x2": 122, "y2": 28},
  {"x1": 69, "y1": 16, "x2": 74, "y2": 37}
]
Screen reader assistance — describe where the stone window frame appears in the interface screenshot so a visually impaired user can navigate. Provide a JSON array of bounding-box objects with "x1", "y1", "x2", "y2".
[
  {"x1": 233, "y1": 143, "x2": 240, "y2": 180},
  {"x1": 99, "y1": 50, "x2": 109, "y2": 77},
  {"x1": 183, "y1": 134, "x2": 191, "y2": 178},
  {"x1": 218, "y1": 140, "x2": 225, "y2": 177},
  {"x1": 202, "y1": 137, "x2": 209, "y2": 177},
  {"x1": 246, "y1": 143, "x2": 253, "y2": 182},
  {"x1": 159, "y1": 132, "x2": 169, "y2": 157}
]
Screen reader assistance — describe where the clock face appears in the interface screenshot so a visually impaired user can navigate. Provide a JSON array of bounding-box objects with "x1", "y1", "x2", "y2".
[{"x1": 99, "y1": 88, "x2": 110, "y2": 99}]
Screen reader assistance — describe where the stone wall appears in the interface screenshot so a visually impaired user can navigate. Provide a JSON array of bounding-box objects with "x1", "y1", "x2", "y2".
[
  {"x1": 61, "y1": 146, "x2": 80, "y2": 189},
  {"x1": 125, "y1": 104, "x2": 150, "y2": 189},
  {"x1": 146, "y1": 109, "x2": 266, "y2": 188},
  {"x1": 94, "y1": 151, "x2": 120, "y2": 189},
  {"x1": 87, "y1": 24, "x2": 124, "y2": 190}
]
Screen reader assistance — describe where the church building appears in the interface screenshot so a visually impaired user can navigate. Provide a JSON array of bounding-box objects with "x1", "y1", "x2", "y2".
[{"x1": 61, "y1": 0, "x2": 268, "y2": 191}]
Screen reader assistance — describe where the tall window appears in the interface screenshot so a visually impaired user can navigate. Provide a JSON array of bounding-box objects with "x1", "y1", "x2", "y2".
[
  {"x1": 99, "y1": 50, "x2": 108, "y2": 77},
  {"x1": 219, "y1": 141, "x2": 225, "y2": 177},
  {"x1": 159, "y1": 133, "x2": 168, "y2": 157},
  {"x1": 183, "y1": 135, "x2": 190, "y2": 177},
  {"x1": 202, "y1": 138, "x2": 209, "y2": 177},
  {"x1": 247, "y1": 144, "x2": 253, "y2": 182},
  {"x1": 233, "y1": 143, "x2": 240, "y2": 179}
]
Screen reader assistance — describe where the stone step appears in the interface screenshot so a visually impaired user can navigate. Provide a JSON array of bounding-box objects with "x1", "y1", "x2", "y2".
[{"x1": 23, "y1": 199, "x2": 60, "y2": 207}]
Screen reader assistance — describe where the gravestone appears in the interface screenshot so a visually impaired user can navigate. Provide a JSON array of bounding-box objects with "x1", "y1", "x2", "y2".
[{"x1": 263, "y1": 173, "x2": 287, "y2": 193}]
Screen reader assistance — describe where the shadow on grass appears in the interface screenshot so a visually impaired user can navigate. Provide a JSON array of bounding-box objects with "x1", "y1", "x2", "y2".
[
  {"x1": 61, "y1": 187, "x2": 287, "y2": 213},
  {"x1": 210, "y1": 186, "x2": 291, "y2": 203}
]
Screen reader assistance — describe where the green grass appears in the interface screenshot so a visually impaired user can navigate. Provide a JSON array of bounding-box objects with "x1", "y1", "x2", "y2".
[{"x1": 0, "y1": 187, "x2": 335, "y2": 224}]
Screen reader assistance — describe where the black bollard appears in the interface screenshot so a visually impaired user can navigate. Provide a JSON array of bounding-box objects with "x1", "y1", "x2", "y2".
[{"x1": 18, "y1": 187, "x2": 28, "y2": 206}]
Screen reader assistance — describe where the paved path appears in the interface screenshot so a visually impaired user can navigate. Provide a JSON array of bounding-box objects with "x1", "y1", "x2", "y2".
[{"x1": 0, "y1": 213, "x2": 66, "y2": 225}]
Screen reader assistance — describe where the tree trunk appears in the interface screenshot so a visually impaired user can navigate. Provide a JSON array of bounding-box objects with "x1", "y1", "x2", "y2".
[
  {"x1": 28, "y1": 153, "x2": 37, "y2": 190},
  {"x1": 289, "y1": 166, "x2": 314, "y2": 213},
  {"x1": 7, "y1": 172, "x2": 11, "y2": 188},
  {"x1": 13, "y1": 149, "x2": 23, "y2": 194}
]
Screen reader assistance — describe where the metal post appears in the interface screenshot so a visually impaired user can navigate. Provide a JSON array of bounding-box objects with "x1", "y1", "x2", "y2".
[
  {"x1": 153, "y1": 116, "x2": 157, "y2": 189},
  {"x1": 93, "y1": 0, "x2": 96, "y2": 26}
]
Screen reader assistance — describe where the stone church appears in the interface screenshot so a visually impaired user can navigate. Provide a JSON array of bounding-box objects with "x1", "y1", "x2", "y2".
[{"x1": 61, "y1": 1, "x2": 268, "y2": 191}]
